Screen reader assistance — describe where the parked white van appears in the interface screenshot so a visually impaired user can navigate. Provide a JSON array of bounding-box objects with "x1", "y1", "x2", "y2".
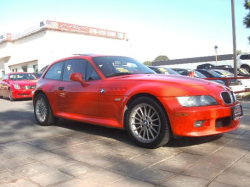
[{"x1": 237, "y1": 53, "x2": 250, "y2": 73}]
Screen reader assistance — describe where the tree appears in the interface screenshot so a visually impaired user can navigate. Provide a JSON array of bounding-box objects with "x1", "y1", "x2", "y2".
[
  {"x1": 154, "y1": 55, "x2": 170, "y2": 62},
  {"x1": 243, "y1": 0, "x2": 250, "y2": 42},
  {"x1": 143, "y1": 61, "x2": 152, "y2": 66},
  {"x1": 236, "y1": 50, "x2": 242, "y2": 55}
]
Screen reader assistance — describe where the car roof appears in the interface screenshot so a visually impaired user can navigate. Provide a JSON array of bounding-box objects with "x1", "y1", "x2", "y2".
[
  {"x1": 72, "y1": 54, "x2": 130, "y2": 58},
  {"x1": 53, "y1": 54, "x2": 133, "y2": 64}
]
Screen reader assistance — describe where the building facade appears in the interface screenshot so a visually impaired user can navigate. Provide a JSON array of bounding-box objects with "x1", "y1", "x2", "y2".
[{"x1": 0, "y1": 20, "x2": 128, "y2": 77}]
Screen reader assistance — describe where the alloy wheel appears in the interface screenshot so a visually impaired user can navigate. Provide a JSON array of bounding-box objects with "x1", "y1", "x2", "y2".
[
  {"x1": 35, "y1": 97, "x2": 48, "y2": 123},
  {"x1": 130, "y1": 103, "x2": 161, "y2": 143}
]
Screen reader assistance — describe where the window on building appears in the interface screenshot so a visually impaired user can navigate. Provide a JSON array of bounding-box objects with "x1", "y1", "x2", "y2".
[
  {"x1": 33, "y1": 64, "x2": 38, "y2": 73},
  {"x1": 12, "y1": 68, "x2": 18, "y2": 72},
  {"x1": 22, "y1": 65, "x2": 28, "y2": 72},
  {"x1": 44, "y1": 61, "x2": 64, "y2": 80}
]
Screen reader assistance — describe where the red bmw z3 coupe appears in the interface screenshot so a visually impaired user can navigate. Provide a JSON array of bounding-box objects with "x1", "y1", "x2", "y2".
[{"x1": 33, "y1": 55, "x2": 242, "y2": 148}]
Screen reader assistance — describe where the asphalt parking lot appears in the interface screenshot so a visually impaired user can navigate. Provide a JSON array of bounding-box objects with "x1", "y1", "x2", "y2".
[{"x1": 0, "y1": 98, "x2": 250, "y2": 187}]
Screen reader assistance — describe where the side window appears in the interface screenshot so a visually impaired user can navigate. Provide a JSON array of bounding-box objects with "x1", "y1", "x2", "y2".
[
  {"x1": 63, "y1": 59, "x2": 87, "y2": 81},
  {"x1": 86, "y1": 63, "x2": 101, "y2": 81},
  {"x1": 44, "y1": 61, "x2": 64, "y2": 80}
]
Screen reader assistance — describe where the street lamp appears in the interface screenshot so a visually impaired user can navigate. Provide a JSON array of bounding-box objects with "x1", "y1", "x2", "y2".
[{"x1": 214, "y1": 45, "x2": 218, "y2": 65}]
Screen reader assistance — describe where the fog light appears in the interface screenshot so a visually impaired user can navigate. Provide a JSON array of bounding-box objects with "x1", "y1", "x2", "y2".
[{"x1": 194, "y1": 120, "x2": 205, "y2": 127}]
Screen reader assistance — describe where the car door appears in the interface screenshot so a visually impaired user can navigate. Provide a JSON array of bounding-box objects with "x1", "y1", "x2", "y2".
[
  {"x1": 42, "y1": 61, "x2": 65, "y2": 112},
  {"x1": 56, "y1": 59, "x2": 101, "y2": 116}
]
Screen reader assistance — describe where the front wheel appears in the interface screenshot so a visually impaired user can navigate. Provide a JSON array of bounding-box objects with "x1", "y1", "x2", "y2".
[
  {"x1": 9, "y1": 89, "x2": 14, "y2": 101},
  {"x1": 241, "y1": 65, "x2": 250, "y2": 73},
  {"x1": 126, "y1": 97, "x2": 172, "y2": 149},
  {"x1": 34, "y1": 93, "x2": 58, "y2": 126}
]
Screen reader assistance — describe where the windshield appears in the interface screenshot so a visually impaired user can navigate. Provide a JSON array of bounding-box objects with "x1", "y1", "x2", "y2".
[
  {"x1": 215, "y1": 70, "x2": 234, "y2": 77},
  {"x1": 157, "y1": 67, "x2": 180, "y2": 75},
  {"x1": 92, "y1": 56, "x2": 155, "y2": 77},
  {"x1": 207, "y1": 70, "x2": 224, "y2": 78},
  {"x1": 193, "y1": 70, "x2": 206, "y2": 78},
  {"x1": 239, "y1": 68, "x2": 250, "y2": 75},
  {"x1": 9, "y1": 73, "x2": 37, "y2": 81}
]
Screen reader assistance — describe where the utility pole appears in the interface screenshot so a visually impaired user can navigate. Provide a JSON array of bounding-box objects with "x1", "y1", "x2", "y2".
[
  {"x1": 214, "y1": 45, "x2": 218, "y2": 65},
  {"x1": 231, "y1": 0, "x2": 237, "y2": 77}
]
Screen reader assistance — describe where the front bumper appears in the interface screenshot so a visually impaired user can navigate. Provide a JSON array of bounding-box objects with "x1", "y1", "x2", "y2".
[
  {"x1": 158, "y1": 97, "x2": 241, "y2": 137},
  {"x1": 12, "y1": 89, "x2": 35, "y2": 99}
]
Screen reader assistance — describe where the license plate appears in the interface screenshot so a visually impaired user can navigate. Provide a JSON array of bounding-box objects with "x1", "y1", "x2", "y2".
[{"x1": 231, "y1": 104, "x2": 243, "y2": 120}]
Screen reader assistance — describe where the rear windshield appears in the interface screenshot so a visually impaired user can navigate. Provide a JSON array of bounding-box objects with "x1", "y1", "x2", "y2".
[{"x1": 240, "y1": 55, "x2": 250, "y2": 60}]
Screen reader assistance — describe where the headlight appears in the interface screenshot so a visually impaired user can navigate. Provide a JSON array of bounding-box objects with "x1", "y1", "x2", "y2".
[
  {"x1": 177, "y1": 95, "x2": 218, "y2": 107},
  {"x1": 13, "y1": 84, "x2": 20, "y2": 89}
]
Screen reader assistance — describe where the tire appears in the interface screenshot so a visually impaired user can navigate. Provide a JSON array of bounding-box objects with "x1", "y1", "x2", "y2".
[
  {"x1": 34, "y1": 93, "x2": 58, "y2": 126},
  {"x1": 241, "y1": 65, "x2": 250, "y2": 73},
  {"x1": 125, "y1": 97, "x2": 172, "y2": 149},
  {"x1": 9, "y1": 89, "x2": 14, "y2": 101}
]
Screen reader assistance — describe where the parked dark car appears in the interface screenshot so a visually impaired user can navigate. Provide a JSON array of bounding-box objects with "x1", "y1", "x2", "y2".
[
  {"x1": 171, "y1": 68, "x2": 190, "y2": 76},
  {"x1": 172, "y1": 68, "x2": 225, "y2": 85},
  {"x1": 148, "y1": 66, "x2": 180, "y2": 75},
  {"x1": 197, "y1": 63, "x2": 216, "y2": 69},
  {"x1": 196, "y1": 63, "x2": 250, "y2": 77},
  {"x1": 196, "y1": 69, "x2": 240, "y2": 86}
]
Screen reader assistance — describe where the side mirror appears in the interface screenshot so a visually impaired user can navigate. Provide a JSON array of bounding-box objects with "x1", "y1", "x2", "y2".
[{"x1": 70, "y1": 72, "x2": 87, "y2": 87}]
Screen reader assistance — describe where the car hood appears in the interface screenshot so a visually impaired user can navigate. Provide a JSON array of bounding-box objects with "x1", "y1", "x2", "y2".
[
  {"x1": 105, "y1": 74, "x2": 228, "y2": 97},
  {"x1": 111, "y1": 74, "x2": 214, "y2": 86},
  {"x1": 10, "y1": 80, "x2": 37, "y2": 85}
]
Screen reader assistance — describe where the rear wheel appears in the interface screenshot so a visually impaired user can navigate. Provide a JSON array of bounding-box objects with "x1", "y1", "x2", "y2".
[
  {"x1": 126, "y1": 97, "x2": 172, "y2": 149},
  {"x1": 34, "y1": 93, "x2": 58, "y2": 126}
]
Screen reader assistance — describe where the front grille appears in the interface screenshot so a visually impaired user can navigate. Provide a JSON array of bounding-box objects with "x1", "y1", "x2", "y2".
[
  {"x1": 231, "y1": 91, "x2": 236, "y2": 103},
  {"x1": 22, "y1": 85, "x2": 36, "y2": 90},
  {"x1": 215, "y1": 116, "x2": 232, "y2": 128},
  {"x1": 221, "y1": 91, "x2": 234, "y2": 104}
]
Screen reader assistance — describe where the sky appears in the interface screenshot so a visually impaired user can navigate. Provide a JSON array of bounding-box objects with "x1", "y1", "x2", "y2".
[{"x1": 0, "y1": 0, "x2": 249, "y2": 62}]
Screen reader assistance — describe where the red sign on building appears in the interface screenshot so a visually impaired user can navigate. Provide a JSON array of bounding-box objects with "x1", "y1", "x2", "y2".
[{"x1": 46, "y1": 20, "x2": 125, "y2": 40}]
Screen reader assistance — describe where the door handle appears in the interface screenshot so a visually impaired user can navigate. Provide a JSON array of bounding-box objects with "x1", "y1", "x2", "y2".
[{"x1": 58, "y1": 87, "x2": 64, "y2": 90}]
